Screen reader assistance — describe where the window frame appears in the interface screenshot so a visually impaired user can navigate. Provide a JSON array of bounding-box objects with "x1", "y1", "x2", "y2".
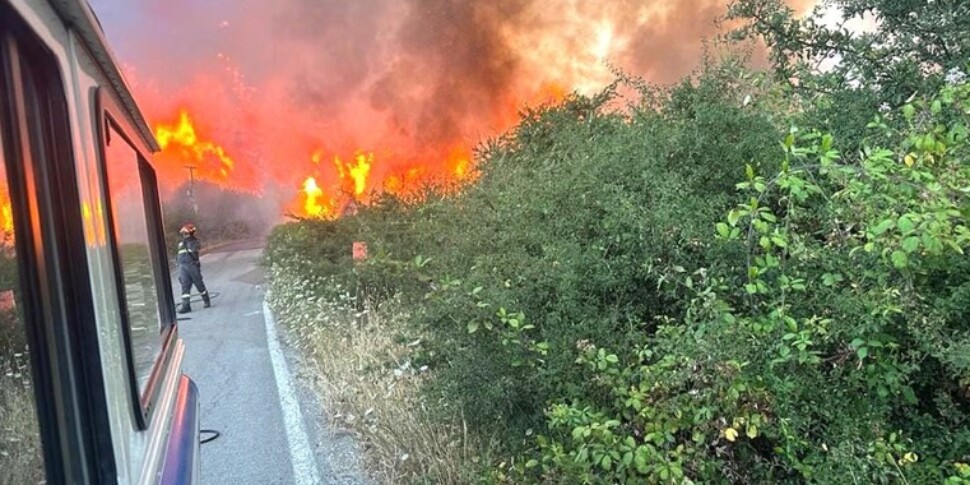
[
  {"x1": 95, "y1": 88, "x2": 178, "y2": 430},
  {"x1": 0, "y1": 5, "x2": 117, "y2": 482}
]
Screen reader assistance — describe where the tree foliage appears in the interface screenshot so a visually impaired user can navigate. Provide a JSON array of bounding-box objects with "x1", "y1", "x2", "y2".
[
  {"x1": 518, "y1": 81, "x2": 970, "y2": 484},
  {"x1": 729, "y1": 0, "x2": 970, "y2": 104}
]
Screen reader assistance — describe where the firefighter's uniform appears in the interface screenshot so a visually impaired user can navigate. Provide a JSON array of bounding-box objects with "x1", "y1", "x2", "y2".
[{"x1": 176, "y1": 225, "x2": 210, "y2": 313}]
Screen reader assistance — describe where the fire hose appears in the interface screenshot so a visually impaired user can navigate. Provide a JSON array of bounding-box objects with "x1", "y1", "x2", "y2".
[
  {"x1": 200, "y1": 429, "x2": 221, "y2": 444},
  {"x1": 171, "y1": 293, "x2": 224, "y2": 443},
  {"x1": 180, "y1": 290, "x2": 221, "y2": 302}
]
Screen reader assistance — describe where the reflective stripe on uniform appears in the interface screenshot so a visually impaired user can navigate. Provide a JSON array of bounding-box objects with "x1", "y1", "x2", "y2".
[
  {"x1": 178, "y1": 249, "x2": 190, "y2": 254},
  {"x1": 181, "y1": 294, "x2": 191, "y2": 298}
]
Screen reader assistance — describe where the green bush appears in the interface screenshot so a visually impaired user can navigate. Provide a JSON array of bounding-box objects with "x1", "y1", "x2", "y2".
[
  {"x1": 269, "y1": 60, "x2": 790, "y2": 449},
  {"x1": 515, "y1": 80, "x2": 970, "y2": 483},
  {"x1": 409, "y1": 65, "x2": 787, "y2": 440},
  {"x1": 264, "y1": 55, "x2": 970, "y2": 485}
]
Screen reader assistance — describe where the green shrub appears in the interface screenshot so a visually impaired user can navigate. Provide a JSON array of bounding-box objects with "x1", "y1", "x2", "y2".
[
  {"x1": 264, "y1": 56, "x2": 970, "y2": 484},
  {"x1": 514, "y1": 80, "x2": 970, "y2": 483},
  {"x1": 266, "y1": 62, "x2": 790, "y2": 446},
  {"x1": 407, "y1": 65, "x2": 787, "y2": 441}
]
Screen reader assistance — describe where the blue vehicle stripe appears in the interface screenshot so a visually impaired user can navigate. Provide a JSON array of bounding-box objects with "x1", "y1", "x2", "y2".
[{"x1": 159, "y1": 375, "x2": 200, "y2": 485}]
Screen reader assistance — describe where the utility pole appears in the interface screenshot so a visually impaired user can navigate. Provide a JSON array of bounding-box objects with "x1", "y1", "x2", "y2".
[{"x1": 184, "y1": 165, "x2": 198, "y2": 215}]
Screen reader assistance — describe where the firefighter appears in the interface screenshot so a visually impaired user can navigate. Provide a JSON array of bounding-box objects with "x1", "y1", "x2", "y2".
[{"x1": 176, "y1": 223, "x2": 210, "y2": 313}]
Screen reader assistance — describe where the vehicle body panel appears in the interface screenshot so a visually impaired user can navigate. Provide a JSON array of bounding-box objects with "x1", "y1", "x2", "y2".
[{"x1": 3, "y1": 0, "x2": 198, "y2": 482}]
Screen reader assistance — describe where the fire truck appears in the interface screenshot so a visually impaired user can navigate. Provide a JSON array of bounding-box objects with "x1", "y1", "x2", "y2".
[{"x1": 0, "y1": 0, "x2": 199, "y2": 483}]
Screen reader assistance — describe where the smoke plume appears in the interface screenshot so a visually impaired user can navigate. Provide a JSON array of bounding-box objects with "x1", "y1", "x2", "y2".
[{"x1": 89, "y1": 0, "x2": 812, "y2": 215}]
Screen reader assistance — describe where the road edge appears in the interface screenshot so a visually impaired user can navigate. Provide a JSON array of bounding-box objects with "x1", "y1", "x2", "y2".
[{"x1": 262, "y1": 297, "x2": 322, "y2": 485}]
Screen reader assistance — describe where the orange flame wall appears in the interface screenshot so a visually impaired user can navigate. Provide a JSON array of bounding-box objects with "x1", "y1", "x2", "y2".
[
  {"x1": 156, "y1": 110, "x2": 235, "y2": 180},
  {"x1": 95, "y1": 0, "x2": 814, "y2": 218}
]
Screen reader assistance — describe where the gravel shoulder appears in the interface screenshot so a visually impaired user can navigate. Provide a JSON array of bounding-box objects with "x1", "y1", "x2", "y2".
[{"x1": 277, "y1": 326, "x2": 373, "y2": 485}]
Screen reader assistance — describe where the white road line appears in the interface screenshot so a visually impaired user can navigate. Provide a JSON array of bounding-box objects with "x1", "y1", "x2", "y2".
[{"x1": 262, "y1": 299, "x2": 321, "y2": 485}]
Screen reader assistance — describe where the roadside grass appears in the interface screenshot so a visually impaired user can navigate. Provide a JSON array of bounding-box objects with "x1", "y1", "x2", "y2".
[
  {"x1": 268, "y1": 264, "x2": 483, "y2": 484},
  {"x1": 0, "y1": 351, "x2": 44, "y2": 485}
]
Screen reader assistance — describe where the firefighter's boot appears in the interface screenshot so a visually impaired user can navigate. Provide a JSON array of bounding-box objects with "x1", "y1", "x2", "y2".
[
  {"x1": 202, "y1": 291, "x2": 211, "y2": 308},
  {"x1": 178, "y1": 295, "x2": 192, "y2": 314}
]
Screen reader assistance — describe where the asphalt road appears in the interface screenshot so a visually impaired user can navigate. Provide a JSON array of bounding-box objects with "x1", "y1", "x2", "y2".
[{"x1": 174, "y1": 241, "x2": 368, "y2": 485}]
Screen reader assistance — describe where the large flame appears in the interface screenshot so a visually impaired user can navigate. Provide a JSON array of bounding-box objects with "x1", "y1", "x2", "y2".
[
  {"x1": 147, "y1": 102, "x2": 489, "y2": 219},
  {"x1": 154, "y1": 110, "x2": 241, "y2": 187},
  {"x1": 0, "y1": 184, "x2": 13, "y2": 244},
  {"x1": 335, "y1": 153, "x2": 372, "y2": 197},
  {"x1": 1, "y1": 201, "x2": 11, "y2": 235},
  {"x1": 301, "y1": 176, "x2": 331, "y2": 217},
  {"x1": 290, "y1": 143, "x2": 481, "y2": 219},
  {"x1": 96, "y1": 0, "x2": 814, "y2": 221},
  {"x1": 282, "y1": 82, "x2": 562, "y2": 219}
]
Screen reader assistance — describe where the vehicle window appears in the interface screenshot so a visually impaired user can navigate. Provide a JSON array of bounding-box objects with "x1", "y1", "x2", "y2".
[
  {"x1": 0, "y1": 131, "x2": 45, "y2": 484},
  {"x1": 103, "y1": 125, "x2": 163, "y2": 394}
]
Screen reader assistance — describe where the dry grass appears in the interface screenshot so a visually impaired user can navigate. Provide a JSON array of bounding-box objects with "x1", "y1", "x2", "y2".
[
  {"x1": 303, "y1": 313, "x2": 477, "y2": 483},
  {"x1": 0, "y1": 351, "x2": 45, "y2": 485},
  {"x1": 267, "y1": 266, "x2": 484, "y2": 484}
]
